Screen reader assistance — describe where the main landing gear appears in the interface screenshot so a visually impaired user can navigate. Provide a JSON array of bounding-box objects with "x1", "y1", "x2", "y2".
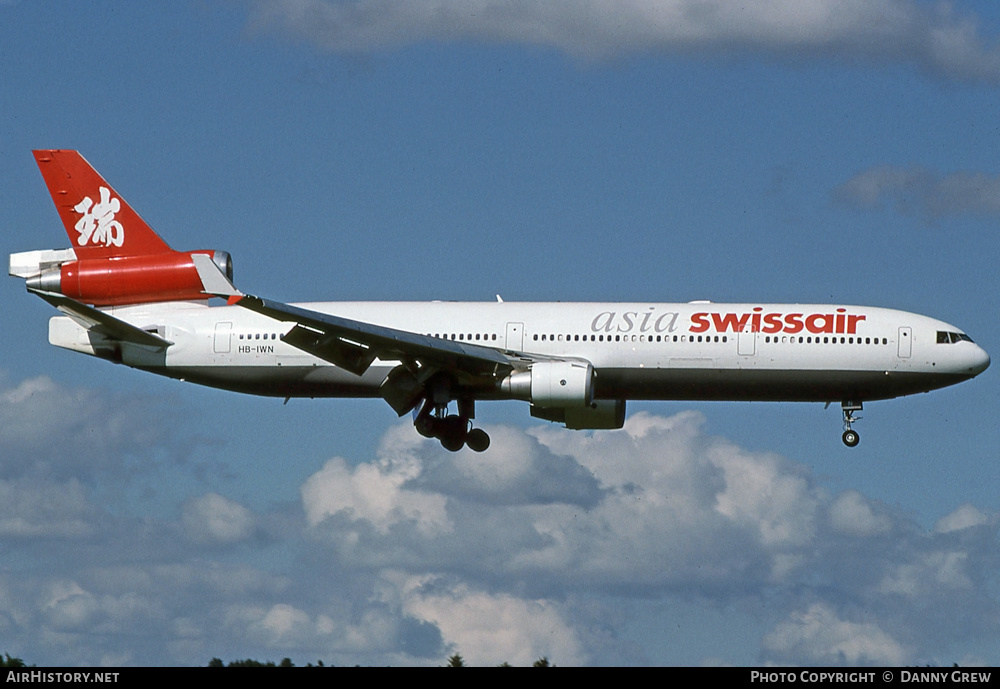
[
  {"x1": 413, "y1": 398, "x2": 490, "y2": 453},
  {"x1": 841, "y1": 401, "x2": 862, "y2": 447}
]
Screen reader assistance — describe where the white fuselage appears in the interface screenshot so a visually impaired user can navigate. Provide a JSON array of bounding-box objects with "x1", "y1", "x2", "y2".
[
  {"x1": 49, "y1": 300, "x2": 990, "y2": 405},
  {"x1": 19, "y1": 150, "x2": 989, "y2": 449}
]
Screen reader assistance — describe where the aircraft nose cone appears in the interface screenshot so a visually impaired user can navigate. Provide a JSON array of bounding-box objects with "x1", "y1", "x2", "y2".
[{"x1": 970, "y1": 345, "x2": 990, "y2": 375}]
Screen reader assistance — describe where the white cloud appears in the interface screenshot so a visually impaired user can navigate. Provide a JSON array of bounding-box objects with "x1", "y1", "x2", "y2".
[
  {"x1": 763, "y1": 603, "x2": 909, "y2": 665},
  {"x1": 398, "y1": 423, "x2": 604, "y2": 506},
  {"x1": 40, "y1": 580, "x2": 165, "y2": 636},
  {"x1": 711, "y1": 439, "x2": 817, "y2": 548},
  {"x1": 935, "y1": 503, "x2": 992, "y2": 533},
  {"x1": 249, "y1": 0, "x2": 1000, "y2": 84},
  {"x1": 292, "y1": 412, "x2": 1000, "y2": 664},
  {"x1": 301, "y1": 452, "x2": 451, "y2": 536},
  {"x1": 0, "y1": 374, "x2": 185, "y2": 480},
  {"x1": 879, "y1": 551, "x2": 973, "y2": 597},
  {"x1": 0, "y1": 478, "x2": 96, "y2": 538},
  {"x1": 828, "y1": 490, "x2": 893, "y2": 537},
  {"x1": 3, "y1": 399, "x2": 998, "y2": 666},
  {"x1": 182, "y1": 493, "x2": 255, "y2": 544},
  {"x1": 834, "y1": 165, "x2": 1000, "y2": 219},
  {"x1": 306, "y1": 412, "x2": 822, "y2": 588},
  {"x1": 388, "y1": 573, "x2": 585, "y2": 666},
  {"x1": 251, "y1": 603, "x2": 318, "y2": 645}
]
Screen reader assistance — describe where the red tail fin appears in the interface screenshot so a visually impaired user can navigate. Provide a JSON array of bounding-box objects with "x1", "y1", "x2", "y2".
[{"x1": 33, "y1": 150, "x2": 172, "y2": 258}]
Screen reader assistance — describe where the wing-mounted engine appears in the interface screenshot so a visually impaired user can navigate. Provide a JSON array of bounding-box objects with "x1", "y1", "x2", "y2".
[
  {"x1": 10, "y1": 248, "x2": 233, "y2": 306},
  {"x1": 501, "y1": 359, "x2": 594, "y2": 406},
  {"x1": 499, "y1": 360, "x2": 627, "y2": 430}
]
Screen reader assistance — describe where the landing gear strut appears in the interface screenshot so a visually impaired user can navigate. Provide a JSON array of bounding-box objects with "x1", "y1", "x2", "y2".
[
  {"x1": 413, "y1": 399, "x2": 490, "y2": 453},
  {"x1": 841, "y1": 401, "x2": 862, "y2": 447}
]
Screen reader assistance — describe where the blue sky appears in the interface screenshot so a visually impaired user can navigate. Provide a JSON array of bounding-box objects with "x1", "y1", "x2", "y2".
[{"x1": 2, "y1": 0, "x2": 999, "y2": 666}]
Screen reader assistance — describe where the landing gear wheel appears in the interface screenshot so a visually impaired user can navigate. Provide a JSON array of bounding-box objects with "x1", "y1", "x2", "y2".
[
  {"x1": 412, "y1": 394, "x2": 486, "y2": 453},
  {"x1": 439, "y1": 415, "x2": 467, "y2": 452},
  {"x1": 415, "y1": 416, "x2": 436, "y2": 438},
  {"x1": 840, "y1": 401, "x2": 863, "y2": 448},
  {"x1": 441, "y1": 435, "x2": 465, "y2": 452},
  {"x1": 466, "y1": 428, "x2": 490, "y2": 453}
]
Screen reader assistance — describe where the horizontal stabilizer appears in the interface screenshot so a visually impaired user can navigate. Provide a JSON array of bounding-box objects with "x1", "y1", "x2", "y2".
[{"x1": 29, "y1": 288, "x2": 172, "y2": 349}]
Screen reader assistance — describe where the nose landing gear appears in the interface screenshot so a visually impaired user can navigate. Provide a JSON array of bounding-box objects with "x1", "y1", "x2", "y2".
[{"x1": 841, "y1": 401, "x2": 862, "y2": 447}]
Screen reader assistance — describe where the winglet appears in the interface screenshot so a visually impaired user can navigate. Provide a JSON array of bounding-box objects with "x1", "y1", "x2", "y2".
[{"x1": 192, "y1": 253, "x2": 242, "y2": 299}]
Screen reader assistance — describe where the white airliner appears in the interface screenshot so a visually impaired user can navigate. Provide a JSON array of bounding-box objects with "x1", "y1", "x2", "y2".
[{"x1": 10, "y1": 151, "x2": 990, "y2": 451}]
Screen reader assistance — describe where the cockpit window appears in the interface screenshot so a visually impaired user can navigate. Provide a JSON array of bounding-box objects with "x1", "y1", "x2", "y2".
[{"x1": 937, "y1": 331, "x2": 974, "y2": 344}]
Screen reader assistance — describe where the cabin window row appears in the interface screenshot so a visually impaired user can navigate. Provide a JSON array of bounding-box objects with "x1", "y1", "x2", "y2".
[
  {"x1": 764, "y1": 335, "x2": 889, "y2": 345},
  {"x1": 532, "y1": 333, "x2": 731, "y2": 343},
  {"x1": 238, "y1": 333, "x2": 279, "y2": 340},
  {"x1": 427, "y1": 333, "x2": 500, "y2": 342}
]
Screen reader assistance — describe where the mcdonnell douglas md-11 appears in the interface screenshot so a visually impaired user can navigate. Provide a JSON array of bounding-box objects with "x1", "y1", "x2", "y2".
[{"x1": 10, "y1": 151, "x2": 990, "y2": 451}]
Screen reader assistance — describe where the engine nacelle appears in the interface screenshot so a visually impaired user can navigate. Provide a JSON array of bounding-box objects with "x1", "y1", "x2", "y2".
[
  {"x1": 22, "y1": 250, "x2": 233, "y2": 306},
  {"x1": 500, "y1": 360, "x2": 594, "y2": 407},
  {"x1": 531, "y1": 400, "x2": 627, "y2": 430},
  {"x1": 500, "y1": 361, "x2": 625, "y2": 430}
]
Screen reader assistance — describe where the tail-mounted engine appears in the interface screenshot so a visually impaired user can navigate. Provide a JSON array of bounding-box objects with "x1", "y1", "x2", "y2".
[{"x1": 10, "y1": 248, "x2": 233, "y2": 306}]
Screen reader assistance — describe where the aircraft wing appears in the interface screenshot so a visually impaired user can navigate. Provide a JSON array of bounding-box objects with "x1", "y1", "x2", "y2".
[
  {"x1": 28, "y1": 288, "x2": 173, "y2": 349},
  {"x1": 236, "y1": 294, "x2": 515, "y2": 378},
  {"x1": 237, "y1": 295, "x2": 521, "y2": 415},
  {"x1": 193, "y1": 252, "x2": 514, "y2": 372},
  {"x1": 193, "y1": 253, "x2": 530, "y2": 414}
]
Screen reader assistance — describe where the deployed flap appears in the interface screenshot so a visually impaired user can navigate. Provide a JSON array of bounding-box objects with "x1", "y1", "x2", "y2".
[
  {"x1": 282, "y1": 324, "x2": 376, "y2": 376},
  {"x1": 29, "y1": 288, "x2": 173, "y2": 349}
]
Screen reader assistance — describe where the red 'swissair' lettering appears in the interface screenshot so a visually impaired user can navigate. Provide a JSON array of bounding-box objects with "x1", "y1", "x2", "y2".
[{"x1": 689, "y1": 307, "x2": 866, "y2": 335}]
